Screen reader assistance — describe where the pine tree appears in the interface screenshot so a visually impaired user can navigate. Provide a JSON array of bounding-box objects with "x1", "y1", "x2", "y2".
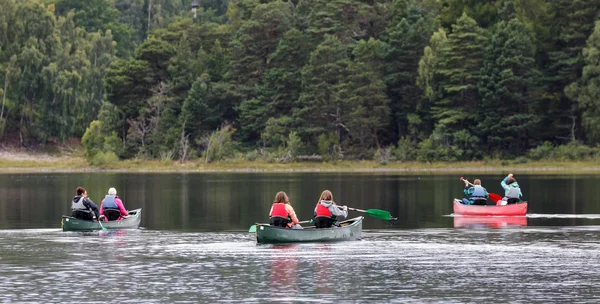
[
  {"x1": 344, "y1": 38, "x2": 390, "y2": 150},
  {"x1": 383, "y1": 1, "x2": 433, "y2": 143},
  {"x1": 433, "y1": 13, "x2": 487, "y2": 133},
  {"x1": 546, "y1": 0, "x2": 600, "y2": 142},
  {"x1": 294, "y1": 35, "x2": 349, "y2": 149},
  {"x1": 478, "y1": 18, "x2": 542, "y2": 154},
  {"x1": 566, "y1": 21, "x2": 600, "y2": 143},
  {"x1": 237, "y1": 28, "x2": 312, "y2": 144}
]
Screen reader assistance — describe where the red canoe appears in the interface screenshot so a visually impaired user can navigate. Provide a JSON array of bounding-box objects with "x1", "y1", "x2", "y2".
[{"x1": 453, "y1": 199, "x2": 528, "y2": 216}]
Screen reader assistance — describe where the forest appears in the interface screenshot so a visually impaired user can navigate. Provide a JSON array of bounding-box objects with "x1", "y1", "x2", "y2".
[{"x1": 1, "y1": 0, "x2": 600, "y2": 164}]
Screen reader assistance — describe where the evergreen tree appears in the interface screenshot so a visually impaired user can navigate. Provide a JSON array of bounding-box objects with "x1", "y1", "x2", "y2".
[
  {"x1": 433, "y1": 13, "x2": 487, "y2": 134},
  {"x1": 478, "y1": 18, "x2": 542, "y2": 154},
  {"x1": 238, "y1": 28, "x2": 312, "y2": 144},
  {"x1": 546, "y1": 0, "x2": 600, "y2": 142},
  {"x1": 566, "y1": 21, "x2": 600, "y2": 143},
  {"x1": 383, "y1": 1, "x2": 433, "y2": 143},
  {"x1": 294, "y1": 35, "x2": 349, "y2": 149},
  {"x1": 344, "y1": 38, "x2": 390, "y2": 150}
]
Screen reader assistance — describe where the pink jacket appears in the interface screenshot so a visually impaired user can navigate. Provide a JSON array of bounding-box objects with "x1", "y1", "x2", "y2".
[{"x1": 100, "y1": 196, "x2": 129, "y2": 221}]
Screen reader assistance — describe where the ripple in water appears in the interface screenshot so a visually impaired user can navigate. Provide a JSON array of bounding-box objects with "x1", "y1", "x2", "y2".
[{"x1": 1, "y1": 229, "x2": 600, "y2": 303}]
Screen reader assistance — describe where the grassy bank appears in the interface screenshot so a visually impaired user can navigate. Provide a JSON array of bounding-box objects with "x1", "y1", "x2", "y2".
[{"x1": 1, "y1": 151, "x2": 600, "y2": 173}]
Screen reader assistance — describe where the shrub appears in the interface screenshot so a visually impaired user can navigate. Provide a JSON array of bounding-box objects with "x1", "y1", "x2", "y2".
[
  {"x1": 528, "y1": 141, "x2": 554, "y2": 160},
  {"x1": 201, "y1": 124, "x2": 236, "y2": 163},
  {"x1": 82, "y1": 120, "x2": 105, "y2": 160},
  {"x1": 374, "y1": 147, "x2": 392, "y2": 165},
  {"x1": 245, "y1": 150, "x2": 261, "y2": 161},
  {"x1": 513, "y1": 156, "x2": 529, "y2": 164},
  {"x1": 89, "y1": 151, "x2": 119, "y2": 167},
  {"x1": 393, "y1": 137, "x2": 416, "y2": 161}
]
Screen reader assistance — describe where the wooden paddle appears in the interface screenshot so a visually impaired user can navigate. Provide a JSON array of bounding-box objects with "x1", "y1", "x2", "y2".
[
  {"x1": 460, "y1": 177, "x2": 503, "y2": 205},
  {"x1": 248, "y1": 219, "x2": 313, "y2": 233}
]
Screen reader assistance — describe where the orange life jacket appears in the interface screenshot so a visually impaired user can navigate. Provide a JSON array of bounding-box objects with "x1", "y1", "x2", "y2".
[
  {"x1": 270, "y1": 203, "x2": 288, "y2": 218},
  {"x1": 315, "y1": 203, "x2": 332, "y2": 218}
]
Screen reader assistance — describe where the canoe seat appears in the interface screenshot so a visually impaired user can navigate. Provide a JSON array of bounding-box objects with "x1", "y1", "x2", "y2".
[
  {"x1": 103, "y1": 209, "x2": 121, "y2": 221},
  {"x1": 314, "y1": 216, "x2": 333, "y2": 229},
  {"x1": 269, "y1": 216, "x2": 289, "y2": 228},
  {"x1": 506, "y1": 198, "x2": 519, "y2": 205}
]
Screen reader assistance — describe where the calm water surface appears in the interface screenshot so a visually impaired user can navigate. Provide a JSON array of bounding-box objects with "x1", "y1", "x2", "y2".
[{"x1": 2, "y1": 173, "x2": 600, "y2": 302}]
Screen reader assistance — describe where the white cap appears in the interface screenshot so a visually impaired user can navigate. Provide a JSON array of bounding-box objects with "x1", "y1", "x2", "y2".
[{"x1": 108, "y1": 187, "x2": 117, "y2": 195}]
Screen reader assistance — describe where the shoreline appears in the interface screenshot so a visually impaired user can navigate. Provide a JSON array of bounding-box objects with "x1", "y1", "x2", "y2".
[{"x1": 1, "y1": 151, "x2": 600, "y2": 173}]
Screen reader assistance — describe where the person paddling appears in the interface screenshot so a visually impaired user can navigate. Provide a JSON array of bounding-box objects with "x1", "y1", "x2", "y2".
[
  {"x1": 500, "y1": 173, "x2": 523, "y2": 205},
  {"x1": 100, "y1": 187, "x2": 129, "y2": 221},
  {"x1": 71, "y1": 187, "x2": 103, "y2": 221},
  {"x1": 269, "y1": 191, "x2": 303, "y2": 229},
  {"x1": 461, "y1": 179, "x2": 489, "y2": 205},
  {"x1": 314, "y1": 190, "x2": 348, "y2": 228}
]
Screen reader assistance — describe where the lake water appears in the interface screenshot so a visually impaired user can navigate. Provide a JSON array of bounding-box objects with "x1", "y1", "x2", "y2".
[{"x1": 2, "y1": 172, "x2": 600, "y2": 302}]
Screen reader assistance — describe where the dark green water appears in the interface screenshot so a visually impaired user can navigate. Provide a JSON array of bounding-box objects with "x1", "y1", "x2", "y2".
[{"x1": 2, "y1": 173, "x2": 600, "y2": 302}]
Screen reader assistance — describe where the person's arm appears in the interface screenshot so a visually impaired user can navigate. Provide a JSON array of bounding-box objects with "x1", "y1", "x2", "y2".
[
  {"x1": 116, "y1": 198, "x2": 129, "y2": 216},
  {"x1": 84, "y1": 199, "x2": 101, "y2": 219},
  {"x1": 329, "y1": 204, "x2": 348, "y2": 217},
  {"x1": 269, "y1": 205, "x2": 273, "y2": 217},
  {"x1": 501, "y1": 177, "x2": 509, "y2": 191},
  {"x1": 484, "y1": 188, "x2": 489, "y2": 198},
  {"x1": 99, "y1": 200, "x2": 105, "y2": 216},
  {"x1": 285, "y1": 205, "x2": 299, "y2": 224},
  {"x1": 464, "y1": 187, "x2": 472, "y2": 197}
]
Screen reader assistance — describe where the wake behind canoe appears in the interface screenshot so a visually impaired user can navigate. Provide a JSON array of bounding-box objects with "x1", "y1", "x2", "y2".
[
  {"x1": 255, "y1": 216, "x2": 363, "y2": 244},
  {"x1": 61, "y1": 208, "x2": 142, "y2": 231}
]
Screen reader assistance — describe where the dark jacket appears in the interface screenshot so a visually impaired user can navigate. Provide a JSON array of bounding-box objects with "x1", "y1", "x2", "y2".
[{"x1": 71, "y1": 196, "x2": 100, "y2": 219}]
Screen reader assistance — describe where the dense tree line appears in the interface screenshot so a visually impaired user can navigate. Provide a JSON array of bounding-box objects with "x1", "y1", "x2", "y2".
[{"x1": 2, "y1": 0, "x2": 600, "y2": 163}]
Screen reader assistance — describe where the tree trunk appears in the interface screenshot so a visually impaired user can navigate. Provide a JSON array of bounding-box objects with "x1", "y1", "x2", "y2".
[
  {"x1": 1, "y1": 70, "x2": 7, "y2": 121},
  {"x1": 147, "y1": 0, "x2": 152, "y2": 39}
]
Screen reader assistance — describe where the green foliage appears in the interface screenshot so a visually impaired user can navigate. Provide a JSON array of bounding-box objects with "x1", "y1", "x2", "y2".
[
  {"x1": 202, "y1": 125, "x2": 236, "y2": 163},
  {"x1": 566, "y1": 21, "x2": 600, "y2": 144},
  {"x1": 285, "y1": 131, "x2": 303, "y2": 161},
  {"x1": 89, "y1": 151, "x2": 119, "y2": 167},
  {"x1": 5, "y1": 0, "x2": 600, "y2": 164},
  {"x1": 393, "y1": 137, "x2": 417, "y2": 161},
  {"x1": 317, "y1": 132, "x2": 341, "y2": 161},
  {"x1": 374, "y1": 147, "x2": 392, "y2": 165},
  {"x1": 295, "y1": 35, "x2": 349, "y2": 148},
  {"x1": 81, "y1": 120, "x2": 104, "y2": 160}
]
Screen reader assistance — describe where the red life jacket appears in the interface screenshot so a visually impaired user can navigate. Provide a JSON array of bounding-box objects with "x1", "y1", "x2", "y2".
[
  {"x1": 315, "y1": 203, "x2": 332, "y2": 218},
  {"x1": 270, "y1": 203, "x2": 288, "y2": 218}
]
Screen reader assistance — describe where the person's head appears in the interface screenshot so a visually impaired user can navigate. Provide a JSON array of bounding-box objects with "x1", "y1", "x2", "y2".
[
  {"x1": 273, "y1": 191, "x2": 290, "y2": 204},
  {"x1": 473, "y1": 179, "x2": 482, "y2": 185},
  {"x1": 108, "y1": 187, "x2": 117, "y2": 196},
  {"x1": 76, "y1": 187, "x2": 87, "y2": 197},
  {"x1": 507, "y1": 177, "x2": 516, "y2": 185},
  {"x1": 319, "y1": 190, "x2": 333, "y2": 202}
]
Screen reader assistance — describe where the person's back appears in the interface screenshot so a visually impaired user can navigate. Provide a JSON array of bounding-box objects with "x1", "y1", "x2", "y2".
[
  {"x1": 269, "y1": 191, "x2": 301, "y2": 229},
  {"x1": 462, "y1": 179, "x2": 489, "y2": 205},
  {"x1": 100, "y1": 187, "x2": 129, "y2": 221},
  {"x1": 501, "y1": 174, "x2": 523, "y2": 204},
  {"x1": 314, "y1": 190, "x2": 348, "y2": 228},
  {"x1": 71, "y1": 187, "x2": 100, "y2": 221}
]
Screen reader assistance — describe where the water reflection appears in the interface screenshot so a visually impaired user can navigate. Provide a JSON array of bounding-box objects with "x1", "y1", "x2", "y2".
[
  {"x1": 270, "y1": 244, "x2": 299, "y2": 300},
  {"x1": 454, "y1": 216, "x2": 528, "y2": 229},
  {"x1": 2, "y1": 173, "x2": 600, "y2": 230}
]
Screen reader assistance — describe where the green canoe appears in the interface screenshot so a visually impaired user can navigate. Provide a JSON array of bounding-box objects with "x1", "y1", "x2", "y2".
[
  {"x1": 255, "y1": 216, "x2": 364, "y2": 244},
  {"x1": 61, "y1": 208, "x2": 142, "y2": 231}
]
